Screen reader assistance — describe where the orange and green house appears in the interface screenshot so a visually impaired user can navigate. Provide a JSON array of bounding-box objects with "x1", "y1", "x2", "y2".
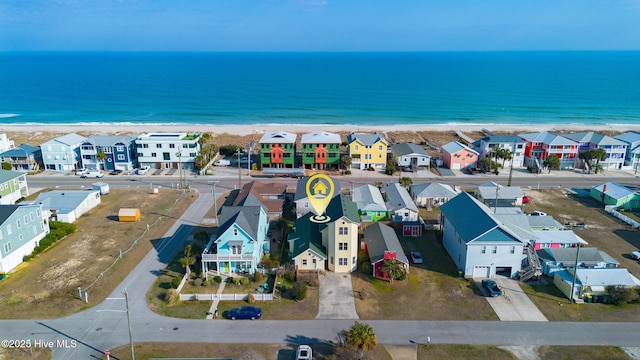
[
  {"x1": 259, "y1": 131, "x2": 297, "y2": 168},
  {"x1": 301, "y1": 131, "x2": 341, "y2": 170}
]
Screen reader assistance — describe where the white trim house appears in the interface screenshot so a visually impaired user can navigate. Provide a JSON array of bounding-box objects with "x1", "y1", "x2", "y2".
[
  {"x1": 135, "y1": 133, "x2": 202, "y2": 170},
  {"x1": 0, "y1": 204, "x2": 49, "y2": 273}
]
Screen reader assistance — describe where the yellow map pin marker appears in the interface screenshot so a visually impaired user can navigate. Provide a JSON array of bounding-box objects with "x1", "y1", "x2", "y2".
[{"x1": 305, "y1": 174, "x2": 334, "y2": 223}]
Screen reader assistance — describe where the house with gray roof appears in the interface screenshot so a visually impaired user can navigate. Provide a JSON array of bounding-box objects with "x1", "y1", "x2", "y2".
[
  {"x1": 0, "y1": 170, "x2": 29, "y2": 205},
  {"x1": 554, "y1": 268, "x2": 640, "y2": 302},
  {"x1": 531, "y1": 229, "x2": 588, "y2": 250},
  {"x1": 519, "y1": 131, "x2": 579, "y2": 170},
  {"x1": 563, "y1": 131, "x2": 627, "y2": 170},
  {"x1": 293, "y1": 176, "x2": 341, "y2": 219},
  {"x1": 441, "y1": 141, "x2": 479, "y2": 170},
  {"x1": 439, "y1": 192, "x2": 527, "y2": 278},
  {"x1": 590, "y1": 181, "x2": 640, "y2": 209},
  {"x1": 347, "y1": 132, "x2": 388, "y2": 170},
  {"x1": 391, "y1": 143, "x2": 431, "y2": 170},
  {"x1": 0, "y1": 204, "x2": 49, "y2": 273},
  {"x1": 41, "y1": 133, "x2": 87, "y2": 171},
  {"x1": 410, "y1": 183, "x2": 459, "y2": 208},
  {"x1": 352, "y1": 184, "x2": 387, "y2": 222},
  {"x1": 80, "y1": 135, "x2": 137, "y2": 171},
  {"x1": 29, "y1": 190, "x2": 101, "y2": 223},
  {"x1": 381, "y1": 182, "x2": 418, "y2": 222},
  {"x1": 0, "y1": 144, "x2": 43, "y2": 172},
  {"x1": 363, "y1": 222, "x2": 409, "y2": 279},
  {"x1": 527, "y1": 215, "x2": 565, "y2": 231},
  {"x1": 475, "y1": 183, "x2": 526, "y2": 207},
  {"x1": 537, "y1": 247, "x2": 619, "y2": 277},
  {"x1": 614, "y1": 131, "x2": 640, "y2": 170},
  {"x1": 473, "y1": 135, "x2": 526, "y2": 168}
]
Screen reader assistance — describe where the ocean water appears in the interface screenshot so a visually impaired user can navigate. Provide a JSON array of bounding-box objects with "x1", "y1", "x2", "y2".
[{"x1": 0, "y1": 51, "x2": 639, "y2": 127}]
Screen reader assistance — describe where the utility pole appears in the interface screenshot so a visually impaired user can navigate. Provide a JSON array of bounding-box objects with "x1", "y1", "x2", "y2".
[
  {"x1": 569, "y1": 245, "x2": 581, "y2": 304},
  {"x1": 176, "y1": 148, "x2": 183, "y2": 189},
  {"x1": 99, "y1": 289, "x2": 136, "y2": 360},
  {"x1": 236, "y1": 149, "x2": 242, "y2": 189},
  {"x1": 208, "y1": 180, "x2": 219, "y2": 225}
]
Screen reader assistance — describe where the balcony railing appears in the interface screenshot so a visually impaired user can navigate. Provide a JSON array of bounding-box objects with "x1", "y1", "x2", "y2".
[{"x1": 202, "y1": 253, "x2": 256, "y2": 262}]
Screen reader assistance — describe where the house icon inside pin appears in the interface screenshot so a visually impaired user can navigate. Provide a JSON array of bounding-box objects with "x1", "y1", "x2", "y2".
[{"x1": 312, "y1": 180, "x2": 329, "y2": 196}]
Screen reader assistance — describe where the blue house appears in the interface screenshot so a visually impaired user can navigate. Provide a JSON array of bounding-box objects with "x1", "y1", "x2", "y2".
[
  {"x1": 0, "y1": 144, "x2": 43, "y2": 172},
  {"x1": 201, "y1": 206, "x2": 268, "y2": 277},
  {"x1": 614, "y1": 131, "x2": 640, "y2": 170},
  {"x1": 41, "y1": 133, "x2": 87, "y2": 171},
  {"x1": 0, "y1": 204, "x2": 50, "y2": 274},
  {"x1": 80, "y1": 135, "x2": 137, "y2": 171}
]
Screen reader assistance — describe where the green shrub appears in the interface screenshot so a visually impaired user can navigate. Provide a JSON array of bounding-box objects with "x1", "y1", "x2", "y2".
[
  {"x1": 358, "y1": 250, "x2": 370, "y2": 265},
  {"x1": 213, "y1": 275, "x2": 222, "y2": 283},
  {"x1": 360, "y1": 262, "x2": 372, "y2": 275},
  {"x1": 226, "y1": 277, "x2": 236, "y2": 284},
  {"x1": 292, "y1": 281, "x2": 307, "y2": 300},
  {"x1": 239, "y1": 277, "x2": 249, "y2": 285},
  {"x1": 23, "y1": 221, "x2": 76, "y2": 261},
  {"x1": 170, "y1": 277, "x2": 182, "y2": 289},
  {"x1": 344, "y1": 170, "x2": 351, "y2": 175}
]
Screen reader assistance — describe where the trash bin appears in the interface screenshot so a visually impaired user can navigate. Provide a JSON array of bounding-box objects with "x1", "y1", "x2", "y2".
[
  {"x1": 586, "y1": 295, "x2": 592, "y2": 303},
  {"x1": 458, "y1": 270, "x2": 463, "y2": 278}
]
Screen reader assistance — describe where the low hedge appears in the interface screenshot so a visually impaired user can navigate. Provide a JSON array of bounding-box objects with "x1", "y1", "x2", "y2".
[{"x1": 23, "y1": 221, "x2": 76, "y2": 261}]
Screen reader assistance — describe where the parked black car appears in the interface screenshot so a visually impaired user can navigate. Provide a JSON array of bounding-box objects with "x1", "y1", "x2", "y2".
[
  {"x1": 227, "y1": 306, "x2": 262, "y2": 320},
  {"x1": 481, "y1": 279, "x2": 502, "y2": 297}
]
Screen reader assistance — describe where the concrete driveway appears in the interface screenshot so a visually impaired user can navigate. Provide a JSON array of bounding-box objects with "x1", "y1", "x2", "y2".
[
  {"x1": 478, "y1": 277, "x2": 548, "y2": 322},
  {"x1": 316, "y1": 272, "x2": 359, "y2": 319}
]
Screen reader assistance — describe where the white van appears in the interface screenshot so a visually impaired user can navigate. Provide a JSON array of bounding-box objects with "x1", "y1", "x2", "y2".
[
  {"x1": 214, "y1": 159, "x2": 231, "y2": 167},
  {"x1": 82, "y1": 170, "x2": 104, "y2": 178},
  {"x1": 631, "y1": 251, "x2": 640, "y2": 260},
  {"x1": 137, "y1": 166, "x2": 150, "y2": 175}
]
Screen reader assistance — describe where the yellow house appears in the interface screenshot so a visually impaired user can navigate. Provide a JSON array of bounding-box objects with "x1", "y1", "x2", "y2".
[
  {"x1": 348, "y1": 132, "x2": 388, "y2": 170},
  {"x1": 322, "y1": 195, "x2": 361, "y2": 273}
]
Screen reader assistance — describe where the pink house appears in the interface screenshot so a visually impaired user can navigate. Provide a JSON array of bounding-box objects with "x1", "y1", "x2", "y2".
[
  {"x1": 441, "y1": 141, "x2": 479, "y2": 170},
  {"x1": 531, "y1": 230, "x2": 588, "y2": 250}
]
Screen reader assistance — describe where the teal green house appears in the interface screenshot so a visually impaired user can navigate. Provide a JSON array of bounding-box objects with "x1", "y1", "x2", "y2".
[
  {"x1": 352, "y1": 184, "x2": 387, "y2": 222},
  {"x1": 590, "y1": 182, "x2": 640, "y2": 209}
]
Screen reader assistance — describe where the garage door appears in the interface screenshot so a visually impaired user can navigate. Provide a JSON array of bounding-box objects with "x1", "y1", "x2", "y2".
[
  {"x1": 473, "y1": 265, "x2": 490, "y2": 278},
  {"x1": 452, "y1": 162, "x2": 461, "y2": 170}
]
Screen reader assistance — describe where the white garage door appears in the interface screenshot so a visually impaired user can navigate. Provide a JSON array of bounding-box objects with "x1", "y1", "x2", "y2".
[
  {"x1": 473, "y1": 265, "x2": 490, "y2": 278},
  {"x1": 452, "y1": 162, "x2": 461, "y2": 170}
]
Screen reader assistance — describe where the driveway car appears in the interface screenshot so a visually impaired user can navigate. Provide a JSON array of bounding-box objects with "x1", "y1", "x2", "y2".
[
  {"x1": 522, "y1": 196, "x2": 530, "y2": 204},
  {"x1": 481, "y1": 279, "x2": 502, "y2": 297},
  {"x1": 137, "y1": 166, "x2": 150, "y2": 175},
  {"x1": 110, "y1": 169, "x2": 123, "y2": 175},
  {"x1": 75, "y1": 168, "x2": 88, "y2": 176},
  {"x1": 531, "y1": 210, "x2": 547, "y2": 216},
  {"x1": 227, "y1": 306, "x2": 261, "y2": 320},
  {"x1": 296, "y1": 345, "x2": 312, "y2": 360},
  {"x1": 631, "y1": 251, "x2": 640, "y2": 260},
  {"x1": 410, "y1": 251, "x2": 423, "y2": 264}
]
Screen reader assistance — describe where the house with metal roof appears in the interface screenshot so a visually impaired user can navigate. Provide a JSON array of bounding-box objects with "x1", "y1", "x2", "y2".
[
  {"x1": 363, "y1": 222, "x2": 409, "y2": 279},
  {"x1": 322, "y1": 195, "x2": 360, "y2": 273},
  {"x1": 233, "y1": 181, "x2": 287, "y2": 221},
  {"x1": 287, "y1": 213, "x2": 326, "y2": 272},
  {"x1": 439, "y1": 192, "x2": 527, "y2": 278},
  {"x1": 352, "y1": 184, "x2": 387, "y2": 222},
  {"x1": 527, "y1": 215, "x2": 565, "y2": 231},
  {"x1": 135, "y1": 132, "x2": 202, "y2": 170},
  {"x1": 29, "y1": 190, "x2": 101, "y2": 223},
  {"x1": 537, "y1": 247, "x2": 619, "y2": 277},
  {"x1": 563, "y1": 131, "x2": 627, "y2": 170},
  {"x1": 347, "y1": 132, "x2": 388, "y2": 170},
  {"x1": 391, "y1": 143, "x2": 431, "y2": 170},
  {"x1": 0, "y1": 170, "x2": 29, "y2": 205},
  {"x1": 202, "y1": 205, "x2": 268, "y2": 276},
  {"x1": 531, "y1": 229, "x2": 588, "y2": 250},
  {"x1": 41, "y1": 133, "x2": 87, "y2": 171},
  {"x1": 553, "y1": 268, "x2": 640, "y2": 303},
  {"x1": 381, "y1": 182, "x2": 418, "y2": 222},
  {"x1": 80, "y1": 135, "x2": 137, "y2": 171},
  {"x1": 293, "y1": 176, "x2": 341, "y2": 219},
  {"x1": 259, "y1": 131, "x2": 297, "y2": 169},
  {"x1": 410, "y1": 183, "x2": 459, "y2": 208},
  {"x1": 441, "y1": 141, "x2": 479, "y2": 170},
  {"x1": 518, "y1": 131, "x2": 579, "y2": 170},
  {"x1": 475, "y1": 183, "x2": 526, "y2": 207},
  {"x1": 614, "y1": 131, "x2": 640, "y2": 170},
  {"x1": 590, "y1": 181, "x2": 640, "y2": 209},
  {"x1": 301, "y1": 131, "x2": 341, "y2": 170},
  {"x1": 0, "y1": 144, "x2": 43, "y2": 172},
  {"x1": 473, "y1": 135, "x2": 526, "y2": 168},
  {"x1": 0, "y1": 204, "x2": 49, "y2": 274}
]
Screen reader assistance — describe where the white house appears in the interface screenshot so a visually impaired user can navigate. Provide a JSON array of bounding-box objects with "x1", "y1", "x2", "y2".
[
  {"x1": 439, "y1": 192, "x2": 527, "y2": 278},
  {"x1": 381, "y1": 182, "x2": 418, "y2": 222},
  {"x1": 614, "y1": 131, "x2": 640, "y2": 170},
  {"x1": 410, "y1": 183, "x2": 459, "y2": 208},
  {"x1": 391, "y1": 143, "x2": 431, "y2": 169},
  {"x1": 135, "y1": 132, "x2": 202, "y2": 170},
  {"x1": 475, "y1": 183, "x2": 526, "y2": 207},
  {"x1": 29, "y1": 190, "x2": 101, "y2": 223},
  {"x1": 472, "y1": 135, "x2": 526, "y2": 168},
  {"x1": 0, "y1": 204, "x2": 49, "y2": 273},
  {"x1": 41, "y1": 133, "x2": 87, "y2": 171},
  {"x1": 563, "y1": 131, "x2": 627, "y2": 170},
  {"x1": 0, "y1": 134, "x2": 15, "y2": 153}
]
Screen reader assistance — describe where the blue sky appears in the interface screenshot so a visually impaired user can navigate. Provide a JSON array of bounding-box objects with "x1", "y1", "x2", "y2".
[{"x1": 1, "y1": 0, "x2": 639, "y2": 51}]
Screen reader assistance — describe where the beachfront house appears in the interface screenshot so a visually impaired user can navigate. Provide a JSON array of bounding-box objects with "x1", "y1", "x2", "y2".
[
  {"x1": 259, "y1": 131, "x2": 297, "y2": 169},
  {"x1": 381, "y1": 182, "x2": 419, "y2": 222},
  {"x1": 135, "y1": 132, "x2": 202, "y2": 171},
  {"x1": 439, "y1": 192, "x2": 527, "y2": 278},
  {"x1": 0, "y1": 170, "x2": 29, "y2": 205},
  {"x1": 472, "y1": 135, "x2": 526, "y2": 168},
  {"x1": 352, "y1": 184, "x2": 387, "y2": 222},
  {"x1": 347, "y1": 132, "x2": 388, "y2": 170},
  {"x1": 563, "y1": 131, "x2": 627, "y2": 170},
  {"x1": 301, "y1": 131, "x2": 341, "y2": 170},
  {"x1": 41, "y1": 133, "x2": 87, "y2": 171},
  {"x1": 0, "y1": 144, "x2": 43, "y2": 172},
  {"x1": 293, "y1": 176, "x2": 341, "y2": 219},
  {"x1": 554, "y1": 268, "x2": 640, "y2": 303},
  {"x1": 410, "y1": 183, "x2": 459, "y2": 208},
  {"x1": 590, "y1": 182, "x2": 640, "y2": 209},
  {"x1": 614, "y1": 131, "x2": 640, "y2": 171},
  {"x1": 29, "y1": 190, "x2": 101, "y2": 223},
  {"x1": 202, "y1": 206, "x2": 268, "y2": 276},
  {"x1": 441, "y1": 141, "x2": 479, "y2": 170},
  {"x1": 0, "y1": 134, "x2": 15, "y2": 153},
  {"x1": 362, "y1": 222, "x2": 409, "y2": 279},
  {"x1": 0, "y1": 204, "x2": 50, "y2": 274},
  {"x1": 518, "y1": 131, "x2": 578, "y2": 170},
  {"x1": 80, "y1": 135, "x2": 137, "y2": 171},
  {"x1": 391, "y1": 142, "x2": 431, "y2": 171}
]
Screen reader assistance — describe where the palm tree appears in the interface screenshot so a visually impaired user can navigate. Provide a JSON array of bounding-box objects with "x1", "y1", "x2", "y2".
[
  {"x1": 179, "y1": 256, "x2": 195, "y2": 275},
  {"x1": 399, "y1": 176, "x2": 412, "y2": 188},
  {"x1": 500, "y1": 148, "x2": 512, "y2": 168},
  {"x1": 543, "y1": 154, "x2": 560, "y2": 172},
  {"x1": 341, "y1": 155, "x2": 352, "y2": 170},
  {"x1": 579, "y1": 149, "x2": 594, "y2": 173},
  {"x1": 347, "y1": 321, "x2": 377, "y2": 350},
  {"x1": 381, "y1": 259, "x2": 406, "y2": 283},
  {"x1": 593, "y1": 148, "x2": 607, "y2": 173},
  {"x1": 96, "y1": 149, "x2": 107, "y2": 171}
]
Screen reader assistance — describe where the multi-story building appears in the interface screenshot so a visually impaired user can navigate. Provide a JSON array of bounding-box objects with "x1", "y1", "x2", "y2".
[
  {"x1": 614, "y1": 131, "x2": 640, "y2": 171},
  {"x1": 135, "y1": 132, "x2": 201, "y2": 170},
  {"x1": 563, "y1": 132, "x2": 627, "y2": 170},
  {"x1": 472, "y1": 135, "x2": 526, "y2": 168},
  {"x1": 0, "y1": 204, "x2": 50, "y2": 273},
  {"x1": 301, "y1": 131, "x2": 341, "y2": 170},
  {"x1": 80, "y1": 135, "x2": 137, "y2": 171},
  {"x1": 322, "y1": 195, "x2": 360, "y2": 273},
  {"x1": 0, "y1": 144, "x2": 42, "y2": 172},
  {"x1": 518, "y1": 131, "x2": 579, "y2": 170},
  {"x1": 441, "y1": 141, "x2": 479, "y2": 170},
  {"x1": 347, "y1": 132, "x2": 388, "y2": 170},
  {"x1": 259, "y1": 131, "x2": 297, "y2": 169},
  {"x1": 0, "y1": 170, "x2": 29, "y2": 205},
  {"x1": 41, "y1": 133, "x2": 86, "y2": 171},
  {"x1": 0, "y1": 134, "x2": 15, "y2": 153}
]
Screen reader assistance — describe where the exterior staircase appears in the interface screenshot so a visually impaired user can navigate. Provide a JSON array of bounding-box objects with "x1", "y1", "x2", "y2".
[{"x1": 520, "y1": 243, "x2": 543, "y2": 282}]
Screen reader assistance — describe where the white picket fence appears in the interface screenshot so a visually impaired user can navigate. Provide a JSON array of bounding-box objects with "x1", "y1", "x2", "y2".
[
  {"x1": 179, "y1": 293, "x2": 274, "y2": 301},
  {"x1": 604, "y1": 206, "x2": 640, "y2": 229}
]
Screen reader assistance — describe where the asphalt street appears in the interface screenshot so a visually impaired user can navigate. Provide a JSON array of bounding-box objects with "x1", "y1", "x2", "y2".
[{"x1": 1, "y1": 169, "x2": 639, "y2": 359}]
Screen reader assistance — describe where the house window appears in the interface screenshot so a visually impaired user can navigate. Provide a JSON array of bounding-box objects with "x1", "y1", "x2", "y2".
[
  {"x1": 339, "y1": 242, "x2": 348, "y2": 251},
  {"x1": 16, "y1": 219, "x2": 21, "y2": 229},
  {"x1": 353, "y1": 256, "x2": 356, "y2": 264},
  {"x1": 24, "y1": 215, "x2": 29, "y2": 224},
  {"x1": 379, "y1": 145, "x2": 383, "y2": 150},
  {"x1": 354, "y1": 145, "x2": 359, "y2": 151},
  {"x1": 379, "y1": 154, "x2": 382, "y2": 158},
  {"x1": 103, "y1": 147, "x2": 113, "y2": 154},
  {"x1": 18, "y1": 234, "x2": 23, "y2": 241},
  {"x1": 510, "y1": 246, "x2": 515, "y2": 254},
  {"x1": 156, "y1": 144, "x2": 162, "y2": 148},
  {"x1": 339, "y1": 227, "x2": 348, "y2": 235},
  {"x1": 151, "y1": 152, "x2": 157, "y2": 157},
  {"x1": 117, "y1": 154, "x2": 125, "y2": 160},
  {"x1": 36, "y1": 209, "x2": 40, "y2": 217},
  {"x1": 233, "y1": 229, "x2": 238, "y2": 236},
  {"x1": 4, "y1": 242, "x2": 11, "y2": 253},
  {"x1": 492, "y1": 246, "x2": 497, "y2": 254},
  {"x1": 7, "y1": 224, "x2": 11, "y2": 235},
  {"x1": 481, "y1": 246, "x2": 486, "y2": 254},
  {"x1": 339, "y1": 258, "x2": 348, "y2": 266},
  {"x1": 163, "y1": 153, "x2": 170, "y2": 161},
  {"x1": 116, "y1": 146, "x2": 124, "y2": 152},
  {"x1": 302, "y1": 259, "x2": 307, "y2": 266}
]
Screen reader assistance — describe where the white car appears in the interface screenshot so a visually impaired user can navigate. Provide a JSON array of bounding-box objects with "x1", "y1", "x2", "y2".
[
  {"x1": 75, "y1": 168, "x2": 89, "y2": 176},
  {"x1": 81, "y1": 170, "x2": 104, "y2": 178},
  {"x1": 295, "y1": 345, "x2": 312, "y2": 360},
  {"x1": 531, "y1": 211, "x2": 547, "y2": 216},
  {"x1": 137, "y1": 166, "x2": 150, "y2": 175},
  {"x1": 410, "y1": 251, "x2": 424, "y2": 264},
  {"x1": 631, "y1": 251, "x2": 640, "y2": 260},
  {"x1": 214, "y1": 159, "x2": 231, "y2": 167}
]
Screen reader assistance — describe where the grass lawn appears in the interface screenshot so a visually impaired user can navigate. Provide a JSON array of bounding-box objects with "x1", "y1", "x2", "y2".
[
  {"x1": 538, "y1": 345, "x2": 632, "y2": 360},
  {"x1": 419, "y1": 344, "x2": 516, "y2": 360},
  {"x1": 0, "y1": 188, "x2": 195, "y2": 319},
  {"x1": 353, "y1": 228, "x2": 498, "y2": 320},
  {"x1": 0, "y1": 347, "x2": 51, "y2": 360}
]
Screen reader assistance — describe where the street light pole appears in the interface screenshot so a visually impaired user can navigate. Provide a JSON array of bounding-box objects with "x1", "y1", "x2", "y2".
[{"x1": 176, "y1": 149, "x2": 183, "y2": 189}]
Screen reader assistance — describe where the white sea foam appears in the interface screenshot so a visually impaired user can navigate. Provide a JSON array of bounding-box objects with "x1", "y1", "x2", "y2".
[{"x1": 0, "y1": 113, "x2": 20, "y2": 118}]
